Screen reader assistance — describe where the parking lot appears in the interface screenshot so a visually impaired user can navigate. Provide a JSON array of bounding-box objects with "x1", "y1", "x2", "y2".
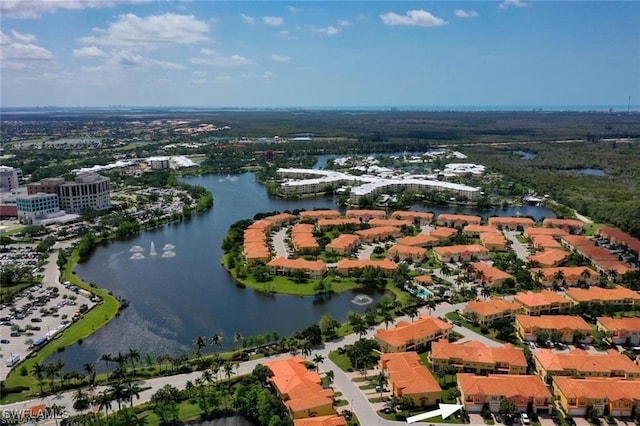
[{"x1": 0, "y1": 244, "x2": 95, "y2": 380}]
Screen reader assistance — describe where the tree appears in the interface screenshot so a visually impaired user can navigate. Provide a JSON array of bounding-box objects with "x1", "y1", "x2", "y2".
[
  {"x1": 210, "y1": 333, "x2": 223, "y2": 351},
  {"x1": 572, "y1": 330, "x2": 587, "y2": 346},
  {"x1": 499, "y1": 398, "x2": 516, "y2": 415},
  {"x1": 32, "y1": 362, "x2": 45, "y2": 395},
  {"x1": 403, "y1": 304, "x2": 419, "y2": 322},
  {"x1": 234, "y1": 332, "x2": 243, "y2": 352},
  {"x1": 151, "y1": 384, "x2": 180, "y2": 425},
  {"x1": 319, "y1": 313, "x2": 339, "y2": 338},
  {"x1": 193, "y1": 336, "x2": 207, "y2": 358},
  {"x1": 83, "y1": 363, "x2": 96, "y2": 387},
  {"x1": 376, "y1": 371, "x2": 387, "y2": 400},
  {"x1": 108, "y1": 381, "x2": 127, "y2": 411},
  {"x1": 481, "y1": 285, "x2": 492, "y2": 300},
  {"x1": 72, "y1": 388, "x2": 90, "y2": 412},
  {"x1": 124, "y1": 381, "x2": 143, "y2": 407},
  {"x1": 313, "y1": 353, "x2": 325, "y2": 373},
  {"x1": 95, "y1": 389, "x2": 113, "y2": 416},
  {"x1": 127, "y1": 348, "x2": 141, "y2": 372}
]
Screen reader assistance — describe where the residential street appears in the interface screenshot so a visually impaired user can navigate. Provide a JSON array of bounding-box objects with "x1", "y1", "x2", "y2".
[{"x1": 1, "y1": 299, "x2": 492, "y2": 426}]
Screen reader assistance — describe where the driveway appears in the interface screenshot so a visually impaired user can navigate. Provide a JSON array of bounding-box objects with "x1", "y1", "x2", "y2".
[{"x1": 503, "y1": 231, "x2": 529, "y2": 262}]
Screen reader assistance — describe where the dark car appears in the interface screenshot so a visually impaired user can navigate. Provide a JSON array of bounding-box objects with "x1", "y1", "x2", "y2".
[
  {"x1": 30, "y1": 317, "x2": 42, "y2": 323},
  {"x1": 0, "y1": 339, "x2": 9, "y2": 344}
]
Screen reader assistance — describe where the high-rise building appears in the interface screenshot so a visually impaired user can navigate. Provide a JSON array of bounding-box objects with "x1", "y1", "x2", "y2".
[
  {"x1": 57, "y1": 173, "x2": 112, "y2": 214},
  {"x1": 0, "y1": 166, "x2": 24, "y2": 190}
]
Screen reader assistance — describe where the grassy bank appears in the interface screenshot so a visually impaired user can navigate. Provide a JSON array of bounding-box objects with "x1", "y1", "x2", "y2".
[{"x1": 1, "y1": 249, "x2": 120, "y2": 403}]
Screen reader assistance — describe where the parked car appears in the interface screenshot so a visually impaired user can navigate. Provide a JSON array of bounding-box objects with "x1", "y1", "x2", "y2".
[
  {"x1": 521, "y1": 412, "x2": 530, "y2": 425},
  {"x1": 0, "y1": 339, "x2": 10, "y2": 344}
]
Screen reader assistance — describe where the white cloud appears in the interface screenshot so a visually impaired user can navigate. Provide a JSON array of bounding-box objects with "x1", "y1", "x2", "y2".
[
  {"x1": 190, "y1": 53, "x2": 254, "y2": 67},
  {"x1": 338, "y1": 20, "x2": 351, "y2": 27},
  {"x1": 262, "y1": 71, "x2": 276, "y2": 79},
  {"x1": 215, "y1": 75, "x2": 231, "y2": 81},
  {"x1": 239, "y1": 13, "x2": 256, "y2": 25},
  {"x1": 0, "y1": 31, "x2": 11, "y2": 45},
  {"x1": 113, "y1": 50, "x2": 185, "y2": 69},
  {"x1": 454, "y1": 9, "x2": 479, "y2": 18},
  {"x1": 0, "y1": 42, "x2": 55, "y2": 69},
  {"x1": 262, "y1": 16, "x2": 284, "y2": 27},
  {"x1": 277, "y1": 30, "x2": 296, "y2": 40},
  {"x1": 193, "y1": 70, "x2": 207, "y2": 76},
  {"x1": 191, "y1": 78, "x2": 206, "y2": 85},
  {"x1": 287, "y1": 6, "x2": 300, "y2": 13},
  {"x1": 271, "y1": 54, "x2": 291, "y2": 62},
  {"x1": 1, "y1": 0, "x2": 152, "y2": 19},
  {"x1": 380, "y1": 10, "x2": 447, "y2": 27},
  {"x1": 10, "y1": 30, "x2": 36, "y2": 43},
  {"x1": 73, "y1": 46, "x2": 107, "y2": 58},
  {"x1": 80, "y1": 13, "x2": 210, "y2": 48},
  {"x1": 200, "y1": 48, "x2": 217, "y2": 56},
  {"x1": 313, "y1": 26, "x2": 340, "y2": 36},
  {"x1": 499, "y1": 0, "x2": 530, "y2": 9}
]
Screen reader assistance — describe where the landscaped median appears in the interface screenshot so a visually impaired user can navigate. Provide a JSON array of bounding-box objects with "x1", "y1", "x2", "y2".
[{"x1": 1, "y1": 249, "x2": 120, "y2": 403}]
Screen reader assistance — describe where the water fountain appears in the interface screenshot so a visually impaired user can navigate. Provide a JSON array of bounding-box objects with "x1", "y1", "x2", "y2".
[
  {"x1": 162, "y1": 244, "x2": 175, "y2": 251},
  {"x1": 129, "y1": 245, "x2": 144, "y2": 252},
  {"x1": 161, "y1": 251, "x2": 176, "y2": 258},
  {"x1": 150, "y1": 241, "x2": 158, "y2": 256},
  {"x1": 351, "y1": 294, "x2": 374, "y2": 306},
  {"x1": 129, "y1": 253, "x2": 145, "y2": 260}
]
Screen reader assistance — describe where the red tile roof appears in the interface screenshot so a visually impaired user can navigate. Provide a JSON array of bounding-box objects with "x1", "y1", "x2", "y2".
[
  {"x1": 375, "y1": 315, "x2": 453, "y2": 347},
  {"x1": 432, "y1": 340, "x2": 527, "y2": 369},
  {"x1": 457, "y1": 373, "x2": 551, "y2": 399},
  {"x1": 380, "y1": 352, "x2": 442, "y2": 395},
  {"x1": 553, "y1": 376, "x2": 640, "y2": 402},
  {"x1": 565, "y1": 285, "x2": 640, "y2": 304}
]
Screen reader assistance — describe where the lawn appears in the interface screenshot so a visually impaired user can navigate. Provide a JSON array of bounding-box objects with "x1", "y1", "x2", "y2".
[
  {"x1": 231, "y1": 268, "x2": 363, "y2": 296},
  {"x1": 328, "y1": 350, "x2": 352, "y2": 371},
  {"x1": 445, "y1": 311, "x2": 505, "y2": 344},
  {"x1": 2, "y1": 249, "x2": 120, "y2": 402}
]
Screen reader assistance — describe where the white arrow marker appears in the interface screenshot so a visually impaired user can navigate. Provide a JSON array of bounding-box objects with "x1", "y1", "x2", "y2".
[{"x1": 406, "y1": 403, "x2": 463, "y2": 424}]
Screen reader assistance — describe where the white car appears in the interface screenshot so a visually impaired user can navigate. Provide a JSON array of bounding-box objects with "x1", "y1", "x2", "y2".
[{"x1": 521, "y1": 413, "x2": 530, "y2": 425}]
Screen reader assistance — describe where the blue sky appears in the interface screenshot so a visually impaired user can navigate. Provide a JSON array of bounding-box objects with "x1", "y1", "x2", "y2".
[{"x1": 1, "y1": 1, "x2": 639, "y2": 108}]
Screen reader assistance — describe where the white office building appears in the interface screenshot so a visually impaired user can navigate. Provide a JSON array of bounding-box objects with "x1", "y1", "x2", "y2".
[{"x1": 58, "y1": 173, "x2": 112, "y2": 213}]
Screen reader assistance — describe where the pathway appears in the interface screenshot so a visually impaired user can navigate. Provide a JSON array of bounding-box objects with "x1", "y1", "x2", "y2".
[{"x1": 503, "y1": 230, "x2": 530, "y2": 262}]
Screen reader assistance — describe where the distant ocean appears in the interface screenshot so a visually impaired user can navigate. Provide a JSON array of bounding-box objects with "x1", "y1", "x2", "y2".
[{"x1": 1, "y1": 105, "x2": 638, "y2": 113}]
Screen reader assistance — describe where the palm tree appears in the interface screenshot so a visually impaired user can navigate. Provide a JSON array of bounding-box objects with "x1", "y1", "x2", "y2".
[
  {"x1": 72, "y1": 388, "x2": 90, "y2": 412},
  {"x1": 481, "y1": 285, "x2": 491, "y2": 300},
  {"x1": 127, "y1": 349, "x2": 141, "y2": 372},
  {"x1": 426, "y1": 299, "x2": 437, "y2": 315},
  {"x1": 313, "y1": 354, "x2": 325, "y2": 372},
  {"x1": 223, "y1": 361, "x2": 234, "y2": 380},
  {"x1": 440, "y1": 263, "x2": 452, "y2": 280},
  {"x1": 210, "y1": 333, "x2": 223, "y2": 351},
  {"x1": 553, "y1": 270, "x2": 566, "y2": 287},
  {"x1": 376, "y1": 371, "x2": 388, "y2": 400},
  {"x1": 193, "y1": 336, "x2": 207, "y2": 358},
  {"x1": 95, "y1": 389, "x2": 113, "y2": 415},
  {"x1": 403, "y1": 304, "x2": 419, "y2": 322},
  {"x1": 301, "y1": 339, "x2": 313, "y2": 359},
  {"x1": 324, "y1": 370, "x2": 335, "y2": 386},
  {"x1": 32, "y1": 362, "x2": 45, "y2": 394},
  {"x1": 100, "y1": 353, "x2": 113, "y2": 371},
  {"x1": 124, "y1": 381, "x2": 143, "y2": 407},
  {"x1": 381, "y1": 310, "x2": 395, "y2": 329},
  {"x1": 233, "y1": 332, "x2": 243, "y2": 352},
  {"x1": 109, "y1": 381, "x2": 127, "y2": 411},
  {"x1": 83, "y1": 362, "x2": 96, "y2": 387}
]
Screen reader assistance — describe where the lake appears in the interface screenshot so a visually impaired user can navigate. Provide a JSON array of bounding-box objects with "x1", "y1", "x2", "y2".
[{"x1": 50, "y1": 171, "x2": 555, "y2": 371}]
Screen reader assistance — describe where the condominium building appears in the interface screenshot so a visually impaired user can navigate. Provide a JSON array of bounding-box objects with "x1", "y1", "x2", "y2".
[
  {"x1": 565, "y1": 285, "x2": 640, "y2": 307},
  {"x1": 335, "y1": 259, "x2": 397, "y2": 276},
  {"x1": 464, "y1": 299, "x2": 523, "y2": 326},
  {"x1": 487, "y1": 216, "x2": 536, "y2": 230},
  {"x1": 534, "y1": 348, "x2": 640, "y2": 383},
  {"x1": 553, "y1": 376, "x2": 640, "y2": 417},
  {"x1": 265, "y1": 357, "x2": 337, "y2": 420},
  {"x1": 596, "y1": 317, "x2": 640, "y2": 345},
  {"x1": 457, "y1": 373, "x2": 552, "y2": 413},
  {"x1": 391, "y1": 211, "x2": 434, "y2": 225},
  {"x1": 515, "y1": 315, "x2": 592, "y2": 343},
  {"x1": 325, "y1": 234, "x2": 360, "y2": 255},
  {"x1": 513, "y1": 290, "x2": 572, "y2": 316},
  {"x1": 267, "y1": 257, "x2": 327, "y2": 279},
  {"x1": 379, "y1": 352, "x2": 442, "y2": 407},
  {"x1": 472, "y1": 262, "x2": 514, "y2": 287},
  {"x1": 431, "y1": 340, "x2": 527, "y2": 375},
  {"x1": 436, "y1": 214, "x2": 482, "y2": 228},
  {"x1": 432, "y1": 244, "x2": 490, "y2": 263},
  {"x1": 529, "y1": 267, "x2": 600, "y2": 287},
  {"x1": 375, "y1": 315, "x2": 453, "y2": 353},
  {"x1": 0, "y1": 166, "x2": 24, "y2": 190}
]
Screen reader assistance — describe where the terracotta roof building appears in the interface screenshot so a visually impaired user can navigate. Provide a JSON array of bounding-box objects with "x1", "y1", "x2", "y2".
[
  {"x1": 396, "y1": 234, "x2": 440, "y2": 248},
  {"x1": 379, "y1": 352, "x2": 442, "y2": 407},
  {"x1": 457, "y1": 373, "x2": 552, "y2": 413},
  {"x1": 368, "y1": 218, "x2": 413, "y2": 228},
  {"x1": 529, "y1": 267, "x2": 599, "y2": 287},
  {"x1": 436, "y1": 214, "x2": 482, "y2": 228},
  {"x1": 553, "y1": 376, "x2": 640, "y2": 417},
  {"x1": 265, "y1": 357, "x2": 337, "y2": 420},
  {"x1": 264, "y1": 212, "x2": 296, "y2": 227},
  {"x1": 345, "y1": 209, "x2": 387, "y2": 222},
  {"x1": 354, "y1": 226, "x2": 401, "y2": 243},
  {"x1": 528, "y1": 248, "x2": 570, "y2": 267},
  {"x1": 325, "y1": 234, "x2": 360, "y2": 255},
  {"x1": 596, "y1": 317, "x2": 640, "y2": 345},
  {"x1": 534, "y1": 348, "x2": 640, "y2": 383},
  {"x1": 565, "y1": 285, "x2": 640, "y2": 307},
  {"x1": 524, "y1": 227, "x2": 568, "y2": 238},
  {"x1": 472, "y1": 262, "x2": 514, "y2": 287},
  {"x1": 598, "y1": 226, "x2": 640, "y2": 254},
  {"x1": 515, "y1": 315, "x2": 592, "y2": 343},
  {"x1": 464, "y1": 298, "x2": 523, "y2": 326},
  {"x1": 432, "y1": 244, "x2": 490, "y2": 263},
  {"x1": 542, "y1": 218, "x2": 585, "y2": 232},
  {"x1": 429, "y1": 227, "x2": 458, "y2": 241},
  {"x1": 295, "y1": 415, "x2": 347, "y2": 426},
  {"x1": 391, "y1": 211, "x2": 434, "y2": 225},
  {"x1": 479, "y1": 232, "x2": 508, "y2": 251},
  {"x1": 431, "y1": 339, "x2": 527, "y2": 375},
  {"x1": 530, "y1": 235, "x2": 563, "y2": 250},
  {"x1": 317, "y1": 218, "x2": 361, "y2": 230},
  {"x1": 299, "y1": 209, "x2": 341, "y2": 221},
  {"x1": 487, "y1": 216, "x2": 536, "y2": 230},
  {"x1": 513, "y1": 290, "x2": 572, "y2": 315},
  {"x1": 463, "y1": 224, "x2": 498, "y2": 237},
  {"x1": 291, "y1": 223, "x2": 320, "y2": 254},
  {"x1": 375, "y1": 315, "x2": 453, "y2": 353},
  {"x1": 267, "y1": 257, "x2": 327, "y2": 279},
  {"x1": 387, "y1": 244, "x2": 428, "y2": 263},
  {"x1": 335, "y1": 258, "x2": 397, "y2": 276}
]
